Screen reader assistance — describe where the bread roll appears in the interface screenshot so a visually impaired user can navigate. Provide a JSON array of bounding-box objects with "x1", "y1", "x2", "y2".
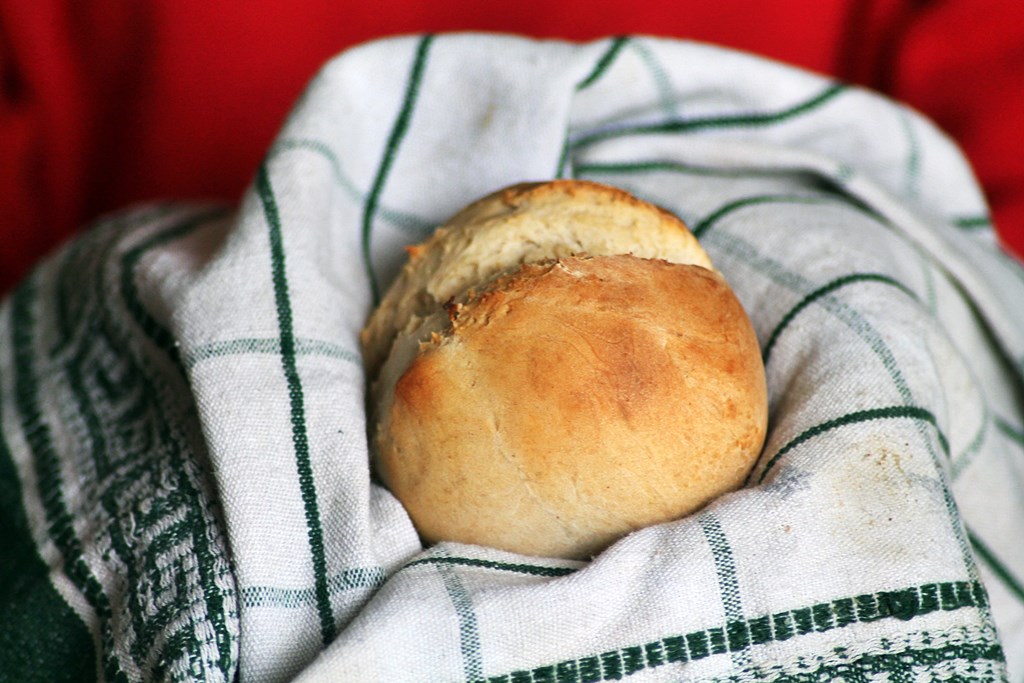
[{"x1": 361, "y1": 180, "x2": 767, "y2": 559}]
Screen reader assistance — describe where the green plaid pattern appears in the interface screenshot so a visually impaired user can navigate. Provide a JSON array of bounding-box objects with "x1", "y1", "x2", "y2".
[{"x1": 2, "y1": 34, "x2": 1022, "y2": 682}]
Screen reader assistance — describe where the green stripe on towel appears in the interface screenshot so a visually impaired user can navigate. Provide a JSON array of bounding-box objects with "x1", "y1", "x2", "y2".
[
  {"x1": 270, "y1": 138, "x2": 435, "y2": 236},
  {"x1": 484, "y1": 581, "x2": 1000, "y2": 683},
  {"x1": 362, "y1": 34, "x2": 435, "y2": 304},
  {"x1": 257, "y1": 164, "x2": 336, "y2": 645},
  {"x1": 763, "y1": 273, "x2": 919, "y2": 364},
  {"x1": 570, "y1": 83, "x2": 846, "y2": 150},
  {"x1": 436, "y1": 550, "x2": 485, "y2": 683},
  {"x1": 185, "y1": 337, "x2": 361, "y2": 370},
  {"x1": 757, "y1": 405, "x2": 948, "y2": 484},
  {"x1": 405, "y1": 556, "x2": 578, "y2": 578},
  {"x1": 575, "y1": 36, "x2": 630, "y2": 91}
]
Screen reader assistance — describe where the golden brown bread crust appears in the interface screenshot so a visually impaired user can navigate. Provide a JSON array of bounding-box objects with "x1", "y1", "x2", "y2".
[
  {"x1": 374, "y1": 254, "x2": 767, "y2": 559},
  {"x1": 362, "y1": 179, "x2": 766, "y2": 559},
  {"x1": 359, "y1": 179, "x2": 713, "y2": 383}
]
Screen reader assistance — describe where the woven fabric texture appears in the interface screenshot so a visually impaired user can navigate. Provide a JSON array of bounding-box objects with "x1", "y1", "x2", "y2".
[{"x1": 1, "y1": 35, "x2": 1022, "y2": 683}]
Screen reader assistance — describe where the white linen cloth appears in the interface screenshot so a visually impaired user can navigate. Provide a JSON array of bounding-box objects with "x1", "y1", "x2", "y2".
[{"x1": 1, "y1": 34, "x2": 1022, "y2": 682}]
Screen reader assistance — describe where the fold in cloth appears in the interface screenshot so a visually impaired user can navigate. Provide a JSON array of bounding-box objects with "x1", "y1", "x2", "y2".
[{"x1": 1, "y1": 34, "x2": 1022, "y2": 682}]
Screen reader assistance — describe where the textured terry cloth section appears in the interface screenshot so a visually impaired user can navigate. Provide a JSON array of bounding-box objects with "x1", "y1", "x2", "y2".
[
  {"x1": 0, "y1": 308, "x2": 97, "y2": 683},
  {"x1": 0, "y1": 205, "x2": 240, "y2": 683},
  {"x1": 1, "y1": 34, "x2": 1023, "y2": 682}
]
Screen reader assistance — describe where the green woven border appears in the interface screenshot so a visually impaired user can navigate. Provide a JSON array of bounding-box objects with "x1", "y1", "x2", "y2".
[{"x1": 483, "y1": 582, "x2": 998, "y2": 683}]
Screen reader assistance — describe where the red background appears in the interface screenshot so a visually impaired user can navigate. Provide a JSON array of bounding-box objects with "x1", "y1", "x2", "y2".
[{"x1": 2, "y1": 0, "x2": 1022, "y2": 293}]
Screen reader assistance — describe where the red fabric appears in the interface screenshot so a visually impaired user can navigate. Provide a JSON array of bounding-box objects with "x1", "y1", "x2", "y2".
[{"x1": 2, "y1": 0, "x2": 1022, "y2": 293}]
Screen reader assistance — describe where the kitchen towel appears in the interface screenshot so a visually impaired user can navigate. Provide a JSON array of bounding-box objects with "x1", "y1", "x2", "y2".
[{"x1": 2, "y1": 34, "x2": 1022, "y2": 682}]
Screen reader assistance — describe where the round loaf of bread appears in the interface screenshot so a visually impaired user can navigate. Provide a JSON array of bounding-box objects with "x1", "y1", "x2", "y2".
[{"x1": 362, "y1": 181, "x2": 767, "y2": 559}]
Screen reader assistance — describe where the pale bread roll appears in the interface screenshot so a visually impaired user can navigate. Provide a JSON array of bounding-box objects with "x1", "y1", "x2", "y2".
[{"x1": 361, "y1": 181, "x2": 767, "y2": 559}]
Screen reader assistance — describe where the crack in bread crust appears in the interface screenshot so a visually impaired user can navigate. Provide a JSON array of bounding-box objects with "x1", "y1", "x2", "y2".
[
  {"x1": 360, "y1": 180, "x2": 714, "y2": 384},
  {"x1": 363, "y1": 181, "x2": 766, "y2": 559}
]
